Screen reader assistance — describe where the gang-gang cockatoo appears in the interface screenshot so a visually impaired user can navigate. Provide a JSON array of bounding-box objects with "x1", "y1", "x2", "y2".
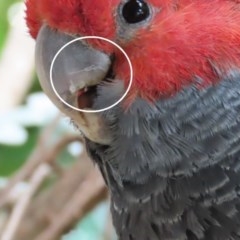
[{"x1": 26, "y1": 0, "x2": 240, "y2": 239}]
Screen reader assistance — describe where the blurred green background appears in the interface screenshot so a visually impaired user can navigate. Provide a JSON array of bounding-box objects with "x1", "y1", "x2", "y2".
[{"x1": 0, "y1": 1, "x2": 114, "y2": 239}]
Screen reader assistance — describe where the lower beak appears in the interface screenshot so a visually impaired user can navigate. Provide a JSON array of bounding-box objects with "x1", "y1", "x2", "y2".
[{"x1": 35, "y1": 25, "x2": 112, "y2": 144}]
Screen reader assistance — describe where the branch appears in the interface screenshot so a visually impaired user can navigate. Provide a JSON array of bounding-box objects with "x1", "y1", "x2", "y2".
[
  {"x1": 1, "y1": 164, "x2": 51, "y2": 240},
  {"x1": 0, "y1": 115, "x2": 61, "y2": 208},
  {"x1": 0, "y1": 115, "x2": 109, "y2": 239},
  {"x1": 34, "y1": 168, "x2": 107, "y2": 240},
  {"x1": 12, "y1": 146, "x2": 107, "y2": 239}
]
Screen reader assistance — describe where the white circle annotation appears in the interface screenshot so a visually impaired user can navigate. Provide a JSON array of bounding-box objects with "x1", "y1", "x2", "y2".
[{"x1": 49, "y1": 36, "x2": 133, "y2": 113}]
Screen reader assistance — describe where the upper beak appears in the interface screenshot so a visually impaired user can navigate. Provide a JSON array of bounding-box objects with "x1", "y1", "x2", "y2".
[
  {"x1": 35, "y1": 25, "x2": 112, "y2": 144},
  {"x1": 35, "y1": 25, "x2": 111, "y2": 112}
]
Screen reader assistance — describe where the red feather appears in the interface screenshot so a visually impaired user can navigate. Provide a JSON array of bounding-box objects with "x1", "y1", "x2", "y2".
[{"x1": 26, "y1": 0, "x2": 240, "y2": 100}]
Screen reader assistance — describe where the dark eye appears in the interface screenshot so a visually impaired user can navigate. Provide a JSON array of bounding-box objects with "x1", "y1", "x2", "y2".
[{"x1": 122, "y1": 0, "x2": 150, "y2": 24}]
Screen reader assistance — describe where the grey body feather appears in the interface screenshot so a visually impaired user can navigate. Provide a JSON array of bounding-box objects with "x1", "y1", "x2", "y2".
[{"x1": 86, "y1": 72, "x2": 240, "y2": 240}]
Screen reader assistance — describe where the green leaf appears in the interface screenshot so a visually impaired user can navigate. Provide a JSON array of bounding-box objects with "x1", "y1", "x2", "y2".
[
  {"x1": 0, "y1": 127, "x2": 40, "y2": 176},
  {"x1": 0, "y1": 0, "x2": 21, "y2": 54}
]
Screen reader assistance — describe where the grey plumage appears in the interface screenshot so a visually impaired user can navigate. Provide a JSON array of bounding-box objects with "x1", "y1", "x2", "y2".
[{"x1": 86, "y1": 71, "x2": 240, "y2": 240}]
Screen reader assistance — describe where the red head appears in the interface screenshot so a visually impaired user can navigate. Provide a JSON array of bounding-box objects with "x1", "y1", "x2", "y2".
[{"x1": 26, "y1": 0, "x2": 240, "y2": 101}]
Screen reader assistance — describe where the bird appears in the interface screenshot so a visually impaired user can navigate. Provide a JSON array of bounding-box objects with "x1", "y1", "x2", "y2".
[{"x1": 26, "y1": 0, "x2": 240, "y2": 239}]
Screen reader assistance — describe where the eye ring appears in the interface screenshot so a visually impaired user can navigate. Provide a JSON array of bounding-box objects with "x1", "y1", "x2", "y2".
[{"x1": 121, "y1": 0, "x2": 150, "y2": 24}]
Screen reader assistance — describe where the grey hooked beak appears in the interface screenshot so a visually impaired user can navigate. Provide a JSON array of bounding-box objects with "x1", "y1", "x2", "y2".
[
  {"x1": 35, "y1": 25, "x2": 111, "y2": 112},
  {"x1": 35, "y1": 25, "x2": 112, "y2": 144}
]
